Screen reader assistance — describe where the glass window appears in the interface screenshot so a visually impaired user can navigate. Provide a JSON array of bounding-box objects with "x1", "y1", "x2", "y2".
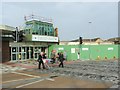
[
  {"x1": 25, "y1": 29, "x2": 30, "y2": 34},
  {"x1": 36, "y1": 32, "x2": 38, "y2": 35},
  {"x1": 34, "y1": 47, "x2": 38, "y2": 52},
  {"x1": 49, "y1": 27, "x2": 54, "y2": 36},
  {"x1": 39, "y1": 26, "x2": 42, "y2": 35},
  {"x1": 42, "y1": 27, "x2": 44, "y2": 30},
  {"x1": 24, "y1": 23, "x2": 33, "y2": 34},
  {"x1": 12, "y1": 54, "x2": 16, "y2": 60},
  {"x1": 26, "y1": 47, "x2": 29, "y2": 59},
  {"x1": 26, "y1": 24, "x2": 32, "y2": 29},
  {"x1": 37, "y1": 47, "x2": 41, "y2": 52},
  {"x1": 32, "y1": 29, "x2": 35, "y2": 34},
  {"x1": 42, "y1": 27, "x2": 44, "y2": 35},
  {"x1": 22, "y1": 53, "x2": 25, "y2": 59},
  {"x1": 18, "y1": 53, "x2": 21, "y2": 60},
  {"x1": 48, "y1": 28, "x2": 50, "y2": 36},
  {"x1": 35, "y1": 53, "x2": 38, "y2": 58},
  {"x1": 19, "y1": 47, "x2": 21, "y2": 52},
  {"x1": 22, "y1": 47, "x2": 25, "y2": 52},
  {"x1": 39, "y1": 29, "x2": 41, "y2": 35},
  {"x1": 45, "y1": 31, "x2": 47, "y2": 35},
  {"x1": 12, "y1": 47, "x2": 16, "y2": 52}
]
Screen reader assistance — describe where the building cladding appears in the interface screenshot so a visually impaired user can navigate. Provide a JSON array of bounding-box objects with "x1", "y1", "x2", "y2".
[
  {"x1": 1, "y1": 25, "x2": 15, "y2": 62},
  {"x1": 24, "y1": 20, "x2": 58, "y2": 42},
  {"x1": 1, "y1": 15, "x2": 59, "y2": 62},
  {"x1": 49, "y1": 44, "x2": 119, "y2": 60},
  {"x1": 24, "y1": 20, "x2": 54, "y2": 36}
]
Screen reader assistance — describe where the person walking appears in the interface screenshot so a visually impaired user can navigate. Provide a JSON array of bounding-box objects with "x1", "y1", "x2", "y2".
[
  {"x1": 50, "y1": 50, "x2": 56, "y2": 64},
  {"x1": 38, "y1": 52, "x2": 45, "y2": 69},
  {"x1": 58, "y1": 52, "x2": 64, "y2": 68},
  {"x1": 43, "y1": 52, "x2": 47, "y2": 59}
]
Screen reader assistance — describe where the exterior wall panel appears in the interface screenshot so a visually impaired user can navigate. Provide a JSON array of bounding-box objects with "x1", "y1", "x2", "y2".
[
  {"x1": 49, "y1": 44, "x2": 119, "y2": 61},
  {"x1": 2, "y1": 41, "x2": 10, "y2": 62}
]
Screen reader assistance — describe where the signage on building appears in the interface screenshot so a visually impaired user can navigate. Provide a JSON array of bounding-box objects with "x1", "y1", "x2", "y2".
[
  {"x1": 108, "y1": 47, "x2": 113, "y2": 50},
  {"x1": 71, "y1": 48, "x2": 75, "y2": 53},
  {"x1": 58, "y1": 47, "x2": 64, "y2": 50},
  {"x1": 82, "y1": 48, "x2": 89, "y2": 51},
  {"x1": 32, "y1": 35, "x2": 58, "y2": 42}
]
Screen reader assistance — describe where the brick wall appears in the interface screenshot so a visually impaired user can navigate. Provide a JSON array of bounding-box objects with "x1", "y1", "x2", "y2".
[{"x1": 2, "y1": 41, "x2": 10, "y2": 62}]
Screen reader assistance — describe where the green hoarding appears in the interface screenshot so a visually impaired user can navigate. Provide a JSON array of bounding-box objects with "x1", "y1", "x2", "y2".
[{"x1": 48, "y1": 44, "x2": 119, "y2": 61}]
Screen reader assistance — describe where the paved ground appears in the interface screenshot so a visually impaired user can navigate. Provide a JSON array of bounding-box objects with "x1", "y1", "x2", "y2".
[
  {"x1": 2, "y1": 69, "x2": 112, "y2": 89},
  {"x1": 1, "y1": 59, "x2": 120, "y2": 89},
  {"x1": 0, "y1": 63, "x2": 26, "y2": 74}
]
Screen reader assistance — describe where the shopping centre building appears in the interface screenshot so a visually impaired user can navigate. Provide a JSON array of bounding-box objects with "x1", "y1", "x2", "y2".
[{"x1": 1, "y1": 15, "x2": 59, "y2": 62}]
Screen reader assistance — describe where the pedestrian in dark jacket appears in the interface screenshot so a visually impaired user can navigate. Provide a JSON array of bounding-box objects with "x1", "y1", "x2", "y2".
[
  {"x1": 58, "y1": 52, "x2": 64, "y2": 68},
  {"x1": 38, "y1": 52, "x2": 45, "y2": 69},
  {"x1": 43, "y1": 52, "x2": 47, "y2": 59}
]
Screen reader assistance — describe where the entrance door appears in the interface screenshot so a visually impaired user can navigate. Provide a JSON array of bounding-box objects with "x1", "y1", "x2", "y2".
[
  {"x1": 21, "y1": 47, "x2": 26, "y2": 60},
  {"x1": 41, "y1": 47, "x2": 46, "y2": 52},
  {"x1": 26, "y1": 47, "x2": 29, "y2": 59},
  {"x1": 34, "y1": 47, "x2": 40, "y2": 60},
  {"x1": 12, "y1": 47, "x2": 17, "y2": 61},
  {"x1": 30, "y1": 47, "x2": 33, "y2": 59}
]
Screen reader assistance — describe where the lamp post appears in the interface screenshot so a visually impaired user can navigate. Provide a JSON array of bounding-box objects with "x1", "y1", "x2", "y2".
[{"x1": 88, "y1": 21, "x2": 92, "y2": 60}]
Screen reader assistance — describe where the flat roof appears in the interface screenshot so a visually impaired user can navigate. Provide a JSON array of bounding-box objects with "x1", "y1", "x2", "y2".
[{"x1": 0, "y1": 25, "x2": 16, "y2": 31}]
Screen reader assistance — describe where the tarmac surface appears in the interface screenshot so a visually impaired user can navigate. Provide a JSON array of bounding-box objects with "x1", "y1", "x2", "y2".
[{"x1": 1, "y1": 59, "x2": 120, "y2": 89}]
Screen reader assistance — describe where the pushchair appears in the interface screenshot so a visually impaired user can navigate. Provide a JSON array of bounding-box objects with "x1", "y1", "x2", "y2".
[{"x1": 43, "y1": 59, "x2": 52, "y2": 69}]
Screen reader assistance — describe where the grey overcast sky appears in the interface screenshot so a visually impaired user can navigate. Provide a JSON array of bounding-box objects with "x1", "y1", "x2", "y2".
[{"x1": 1, "y1": 0, "x2": 119, "y2": 41}]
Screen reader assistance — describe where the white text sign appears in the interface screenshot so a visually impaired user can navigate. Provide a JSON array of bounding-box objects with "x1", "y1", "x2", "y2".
[{"x1": 32, "y1": 35, "x2": 58, "y2": 42}]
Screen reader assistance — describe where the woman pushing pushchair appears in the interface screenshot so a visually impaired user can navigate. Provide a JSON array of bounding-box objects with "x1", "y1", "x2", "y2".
[{"x1": 37, "y1": 52, "x2": 51, "y2": 69}]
